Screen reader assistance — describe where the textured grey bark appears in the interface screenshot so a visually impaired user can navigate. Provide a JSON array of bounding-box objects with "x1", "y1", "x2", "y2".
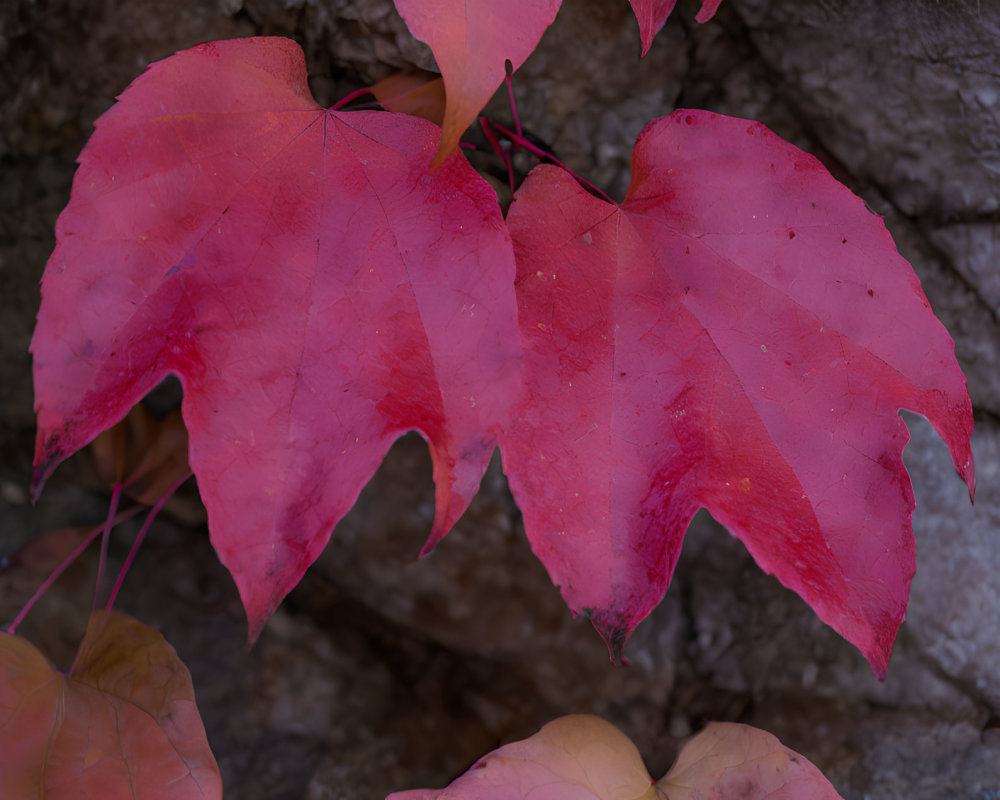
[{"x1": 1, "y1": 0, "x2": 998, "y2": 797}]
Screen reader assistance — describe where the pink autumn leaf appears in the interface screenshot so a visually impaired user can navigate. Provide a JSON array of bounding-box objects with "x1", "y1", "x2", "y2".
[
  {"x1": 500, "y1": 109, "x2": 974, "y2": 677},
  {"x1": 30, "y1": 37, "x2": 521, "y2": 641},
  {"x1": 386, "y1": 714, "x2": 844, "y2": 799}
]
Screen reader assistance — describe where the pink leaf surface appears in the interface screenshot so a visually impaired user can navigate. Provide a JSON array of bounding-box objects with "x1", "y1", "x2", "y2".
[
  {"x1": 627, "y1": 0, "x2": 723, "y2": 55},
  {"x1": 31, "y1": 37, "x2": 521, "y2": 640},
  {"x1": 0, "y1": 611, "x2": 221, "y2": 800},
  {"x1": 387, "y1": 714, "x2": 843, "y2": 799},
  {"x1": 500, "y1": 109, "x2": 974, "y2": 676}
]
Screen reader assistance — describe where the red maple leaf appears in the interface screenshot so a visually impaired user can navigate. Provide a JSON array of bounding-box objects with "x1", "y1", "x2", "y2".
[
  {"x1": 500, "y1": 111, "x2": 974, "y2": 677},
  {"x1": 30, "y1": 37, "x2": 521, "y2": 640}
]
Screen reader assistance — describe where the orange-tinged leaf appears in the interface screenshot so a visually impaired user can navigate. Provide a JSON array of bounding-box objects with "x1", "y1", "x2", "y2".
[
  {"x1": 0, "y1": 611, "x2": 221, "y2": 800},
  {"x1": 387, "y1": 714, "x2": 842, "y2": 800},
  {"x1": 90, "y1": 404, "x2": 191, "y2": 507},
  {"x1": 0, "y1": 633, "x2": 63, "y2": 789},
  {"x1": 388, "y1": 714, "x2": 657, "y2": 800},
  {"x1": 393, "y1": 0, "x2": 560, "y2": 163},
  {"x1": 659, "y1": 722, "x2": 843, "y2": 799},
  {"x1": 372, "y1": 70, "x2": 447, "y2": 126}
]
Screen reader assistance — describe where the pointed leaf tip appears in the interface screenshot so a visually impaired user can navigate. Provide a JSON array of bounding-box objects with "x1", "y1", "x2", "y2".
[
  {"x1": 393, "y1": 0, "x2": 561, "y2": 162},
  {"x1": 592, "y1": 612, "x2": 633, "y2": 666},
  {"x1": 628, "y1": 0, "x2": 722, "y2": 56},
  {"x1": 628, "y1": 0, "x2": 678, "y2": 57},
  {"x1": 694, "y1": 0, "x2": 723, "y2": 24}
]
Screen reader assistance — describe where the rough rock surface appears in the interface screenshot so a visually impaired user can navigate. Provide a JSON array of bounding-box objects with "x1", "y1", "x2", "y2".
[{"x1": 1, "y1": 0, "x2": 998, "y2": 798}]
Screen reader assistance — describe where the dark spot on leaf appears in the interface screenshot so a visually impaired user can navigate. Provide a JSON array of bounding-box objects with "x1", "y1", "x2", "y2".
[
  {"x1": 685, "y1": 115, "x2": 694, "y2": 125},
  {"x1": 580, "y1": 607, "x2": 595, "y2": 619},
  {"x1": 684, "y1": 286, "x2": 691, "y2": 294},
  {"x1": 842, "y1": 236, "x2": 848, "y2": 244},
  {"x1": 788, "y1": 230, "x2": 796, "y2": 239},
  {"x1": 685, "y1": 246, "x2": 690, "y2": 255},
  {"x1": 619, "y1": 371, "x2": 626, "y2": 377},
  {"x1": 868, "y1": 288, "x2": 874, "y2": 297},
  {"x1": 784, "y1": 359, "x2": 792, "y2": 366}
]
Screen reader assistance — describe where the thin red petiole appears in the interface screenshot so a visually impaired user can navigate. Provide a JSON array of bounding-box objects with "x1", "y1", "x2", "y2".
[
  {"x1": 479, "y1": 118, "x2": 516, "y2": 194},
  {"x1": 4, "y1": 505, "x2": 144, "y2": 635},
  {"x1": 331, "y1": 87, "x2": 376, "y2": 111},
  {"x1": 487, "y1": 119, "x2": 616, "y2": 204},
  {"x1": 105, "y1": 471, "x2": 193, "y2": 613},
  {"x1": 92, "y1": 482, "x2": 123, "y2": 611},
  {"x1": 504, "y1": 60, "x2": 523, "y2": 138}
]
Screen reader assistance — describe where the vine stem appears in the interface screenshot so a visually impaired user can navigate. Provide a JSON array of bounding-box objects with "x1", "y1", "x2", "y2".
[
  {"x1": 481, "y1": 118, "x2": 616, "y2": 205},
  {"x1": 331, "y1": 87, "x2": 375, "y2": 111},
  {"x1": 329, "y1": 71, "x2": 616, "y2": 204},
  {"x1": 504, "y1": 59, "x2": 523, "y2": 138},
  {"x1": 4, "y1": 505, "x2": 144, "y2": 635},
  {"x1": 92, "y1": 482, "x2": 123, "y2": 611},
  {"x1": 104, "y1": 471, "x2": 193, "y2": 612},
  {"x1": 479, "y1": 118, "x2": 516, "y2": 194}
]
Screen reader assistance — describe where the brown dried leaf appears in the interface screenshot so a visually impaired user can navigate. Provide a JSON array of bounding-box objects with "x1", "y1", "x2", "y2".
[{"x1": 0, "y1": 610, "x2": 221, "y2": 799}]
